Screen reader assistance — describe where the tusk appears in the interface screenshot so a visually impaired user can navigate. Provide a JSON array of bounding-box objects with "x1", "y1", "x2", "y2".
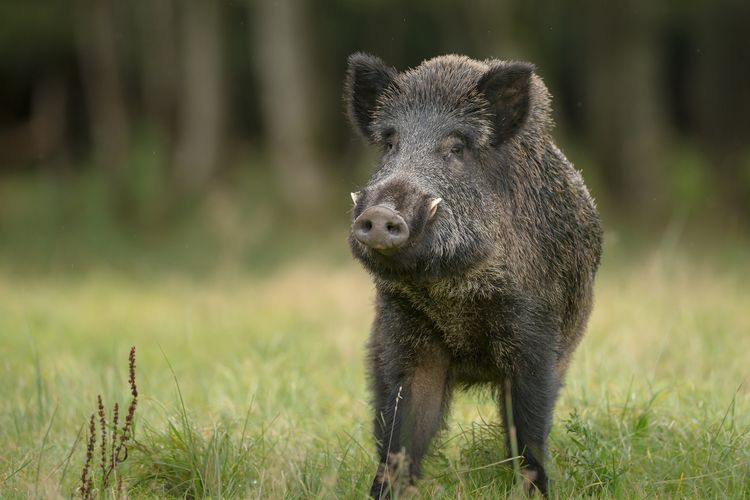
[
  {"x1": 350, "y1": 191, "x2": 360, "y2": 204},
  {"x1": 428, "y1": 197, "x2": 442, "y2": 219}
]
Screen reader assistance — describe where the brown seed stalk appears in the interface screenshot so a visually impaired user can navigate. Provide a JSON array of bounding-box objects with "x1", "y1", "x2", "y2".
[
  {"x1": 80, "y1": 414, "x2": 96, "y2": 500},
  {"x1": 109, "y1": 402, "x2": 119, "y2": 474},
  {"x1": 115, "y1": 347, "x2": 138, "y2": 464},
  {"x1": 97, "y1": 395, "x2": 108, "y2": 482}
]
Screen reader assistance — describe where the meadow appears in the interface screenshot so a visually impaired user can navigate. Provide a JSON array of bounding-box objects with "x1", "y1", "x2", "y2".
[{"x1": 1, "y1": 217, "x2": 749, "y2": 497}]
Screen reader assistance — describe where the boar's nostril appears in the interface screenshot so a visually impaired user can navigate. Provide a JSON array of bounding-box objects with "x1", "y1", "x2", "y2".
[{"x1": 353, "y1": 205, "x2": 410, "y2": 251}]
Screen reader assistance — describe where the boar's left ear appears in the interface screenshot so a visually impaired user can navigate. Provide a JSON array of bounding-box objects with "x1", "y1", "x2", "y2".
[
  {"x1": 477, "y1": 62, "x2": 534, "y2": 144},
  {"x1": 344, "y1": 52, "x2": 397, "y2": 142}
]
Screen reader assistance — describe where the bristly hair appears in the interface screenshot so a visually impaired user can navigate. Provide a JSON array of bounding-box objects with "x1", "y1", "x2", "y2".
[{"x1": 370, "y1": 55, "x2": 553, "y2": 152}]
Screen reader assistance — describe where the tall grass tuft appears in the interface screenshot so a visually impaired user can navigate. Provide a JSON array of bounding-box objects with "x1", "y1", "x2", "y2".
[{"x1": 126, "y1": 352, "x2": 261, "y2": 498}]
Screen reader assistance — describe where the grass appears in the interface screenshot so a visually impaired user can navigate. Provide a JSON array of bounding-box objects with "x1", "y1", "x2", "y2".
[{"x1": 1, "y1": 234, "x2": 749, "y2": 498}]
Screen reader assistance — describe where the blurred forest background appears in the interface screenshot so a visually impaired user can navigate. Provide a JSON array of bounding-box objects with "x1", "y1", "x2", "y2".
[
  {"x1": 1, "y1": 0, "x2": 749, "y2": 274},
  {"x1": 3, "y1": 3, "x2": 750, "y2": 497}
]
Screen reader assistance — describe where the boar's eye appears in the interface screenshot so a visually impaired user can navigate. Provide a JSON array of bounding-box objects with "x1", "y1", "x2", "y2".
[
  {"x1": 382, "y1": 128, "x2": 396, "y2": 152},
  {"x1": 446, "y1": 138, "x2": 465, "y2": 160},
  {"x1": 445, "y1": 134, "x2": 468, "y2": 161}
]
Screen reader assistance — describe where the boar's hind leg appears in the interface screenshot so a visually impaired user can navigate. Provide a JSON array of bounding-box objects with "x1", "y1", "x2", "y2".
[
  {"x1": 500, "y1": 342, "x2": 560, "y2": 497},
  {"x1": 369, "y1": 344, "x2": 451, "y2": 498}
]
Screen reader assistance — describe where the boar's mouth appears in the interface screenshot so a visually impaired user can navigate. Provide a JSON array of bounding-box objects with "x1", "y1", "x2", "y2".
[
  {"x1": 350, "y1": 196, "x2": 442, "y2": 253},
  {"x1": 346, "y1": 191, "x2": 495, "y2": 281},
  {"x1": 348, "y1": 205, "x2": 494, "y2": 282}
]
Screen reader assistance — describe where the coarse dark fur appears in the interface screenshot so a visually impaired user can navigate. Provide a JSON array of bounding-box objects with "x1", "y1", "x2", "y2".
[{"x1": 344, "y1": 53, "x2": 602, "y2": 497}]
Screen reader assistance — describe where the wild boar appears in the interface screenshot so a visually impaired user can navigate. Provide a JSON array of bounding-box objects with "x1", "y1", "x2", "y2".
[{"x1": 344, "y1": 53, "x2": 602, "y2": 497}]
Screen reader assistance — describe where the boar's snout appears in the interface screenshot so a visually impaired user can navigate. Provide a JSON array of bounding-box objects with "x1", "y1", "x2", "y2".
[{"x1": 352, "y1": 205, "x2": 409, "y2": 251}]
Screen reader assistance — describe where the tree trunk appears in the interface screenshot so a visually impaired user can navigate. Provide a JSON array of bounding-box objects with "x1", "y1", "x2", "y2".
[
  {"x1": 134, "y1": 0, "x2": 179, "y2": 147},
  {"x1": 173, "y1": 0, "x2": 224, "y2": 192},
  {"x1": 29, "y1": 76, "x2": 68, "y2": 166},
  {"x1": 251, "y1": 0, "x2": 327, "y2": 212},
  {"x1": 690, "y1": 1, "x2": 750, "y2": 219},
  {"x1": 583, "y1": 1, "x2": 668, "y2": 221},
  {"x1": 74, "y1": 0, "x2": 130, "y2": 177},
  {"x1": 460, "y1": 0, "x2": 519, "y2": 59}
]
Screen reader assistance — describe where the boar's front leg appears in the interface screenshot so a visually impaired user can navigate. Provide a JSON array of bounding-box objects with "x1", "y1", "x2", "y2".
[
  {"x1": 367, "y1": 312, "x2": 451, "y2": 498},
  {"x1": 499, "y1": 312, "x2": 561, "y2": 497}
]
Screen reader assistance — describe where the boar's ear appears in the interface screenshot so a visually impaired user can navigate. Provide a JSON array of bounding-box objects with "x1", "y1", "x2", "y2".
[
  {"x1": 344, "y1": 52, "x2": 397, "y2": 142},
  {"x1": 477, "y1": 62, "x2": 534, "y2": 144}
]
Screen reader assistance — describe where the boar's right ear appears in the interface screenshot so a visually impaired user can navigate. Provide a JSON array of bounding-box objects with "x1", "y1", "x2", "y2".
[
  {"x1": 477, "y1": 62, "x2": 534, "y2": 144},
  {"x1": 344, "y1": 52, "x2": 397, "y2": 142}
]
